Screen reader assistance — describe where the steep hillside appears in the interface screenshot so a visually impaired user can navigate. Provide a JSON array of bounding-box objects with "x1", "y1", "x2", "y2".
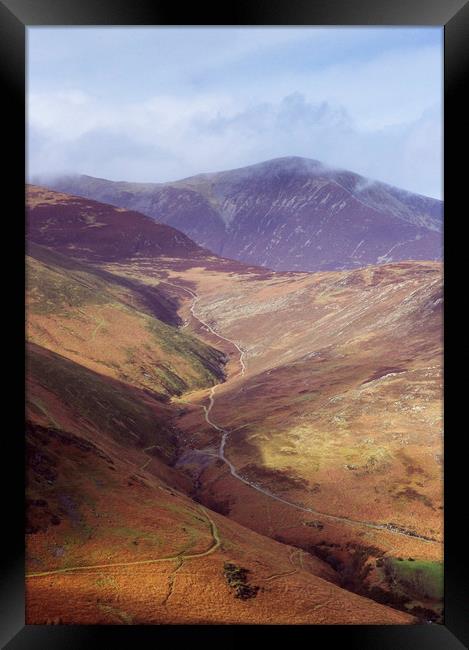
[
  {"x1": 41, "y1": 157, "x2": 443, "y2": 272},
  {"x1": 26, "y1": 244, "x2": 226, "y2": 398},
  {"x1": 26, "y1": 342, "x2": 415, "y2": 625},
  {"x1": 27, "y1": 342, "x2": 180, "y2": 463}
]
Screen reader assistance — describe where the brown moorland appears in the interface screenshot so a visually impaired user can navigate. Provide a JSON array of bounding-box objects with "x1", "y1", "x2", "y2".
[
  {"x1": 25, "y1": 186, "x2": 442, "y2": 623},
  {"x1": 99, "y1": 257, "x2": 443, "y2": 619},
  {"x1": 26, "y1": 344, "x2": 414, "y2": 624}
]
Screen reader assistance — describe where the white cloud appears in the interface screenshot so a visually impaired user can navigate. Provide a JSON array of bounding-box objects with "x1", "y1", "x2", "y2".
[
  {"x1": 237, "y1": 44, "x2": 442, "y2": 132},
  {"x1": 27, "y1": 28, "x2": 442, "y2": 197},
  {"x1": 28, "y1": 87, "x2": 442, "y2": 197}
]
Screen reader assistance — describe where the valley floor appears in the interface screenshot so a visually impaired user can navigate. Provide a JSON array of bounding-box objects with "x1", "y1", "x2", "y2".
[{"x1": 26, "y1": 241, "x2": 442, "y2": 624}]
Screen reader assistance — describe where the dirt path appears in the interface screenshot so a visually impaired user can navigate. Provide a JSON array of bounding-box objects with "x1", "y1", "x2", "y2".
[
  {"x1": 163, "y1": 281, "x2": 441, "y2": 548},
  {"x1": 26, "y1": 506, "x2": 220, "y2": 579},
  {"x1": 76, "y1": 308, "x2": 106, "y2": 341},
  {"x1": 264, "y1": 549, "x2": 303, "y2": 582},
  {"x1": 161, "y1": 280, "x2": 246, "y2": 375},
  {"x1": 138, "y1": 444, "x2": 158, "y2": 471}
]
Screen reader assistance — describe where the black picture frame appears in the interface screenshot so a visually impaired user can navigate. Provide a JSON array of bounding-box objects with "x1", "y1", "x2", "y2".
[{"x1": 2, "y1": 0, "x2": 468, "y2": 647}]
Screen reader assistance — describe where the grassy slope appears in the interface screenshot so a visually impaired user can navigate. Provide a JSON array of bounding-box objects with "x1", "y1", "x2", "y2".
[
  {"x1": 110, "y1": 259, "x2": 443, "y2": 621},
  {"x1": 27, "y1": 342, "x2": 178, "y2": 461},
  {"x1": 150, "y1": 261, "x2": 443, "y2": 543},
  {"x1": 386, "y1": 558, "x2": 443, "y2": 600},
  {"x1": 25, "y1": 346, "x2": 414, "y2": 624},
  {"x1": 27, "y1": 244, "x2": 226, "y2": 399},
  {"x1": 25, "y1": 414, "x2": 414, "y2": 625}
]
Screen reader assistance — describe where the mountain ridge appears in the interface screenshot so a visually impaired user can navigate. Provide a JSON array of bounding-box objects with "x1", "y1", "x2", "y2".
[{"x1": 35, "y1": 156, "x2": 443, "y2": 272}]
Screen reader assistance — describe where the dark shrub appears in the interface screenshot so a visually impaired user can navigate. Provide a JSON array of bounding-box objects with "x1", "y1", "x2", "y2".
[{"x1": 223, "y1": 562, "x2": 260, "y2": 600}]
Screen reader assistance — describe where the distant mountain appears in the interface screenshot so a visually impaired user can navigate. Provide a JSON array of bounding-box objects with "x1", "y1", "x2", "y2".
[{"x1": 38, "y1": 157, "x2": 443, "y2": 272}]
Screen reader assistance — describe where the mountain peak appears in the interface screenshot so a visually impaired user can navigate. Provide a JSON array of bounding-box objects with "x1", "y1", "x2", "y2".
[
  {"x1": 36, "y1": 159, "x2": 443, "y2": 273},
  {"x1": 232, "y1": 156, "x2": 325, "y2": 174}
]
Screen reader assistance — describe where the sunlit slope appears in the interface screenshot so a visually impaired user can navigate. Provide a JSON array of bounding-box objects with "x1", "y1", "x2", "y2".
[
  {"x1": 27, "y1": 244, "x2": 226, "y2": 398},
  {"x1": 167, "y1": 261, "x2": 442, "y2": 539},
  {"x1": 93, "y1": 255, "x2": 442, "y2": 547},
  {"x1": 25, "y1": 392, "x2": 414, "y2": 624},
  {"x1": 186, "y1": 262, "x2": 443, "y2": 540},
  {"x1": 101, "y1": 256, "x2": 442, "y2": 620}
]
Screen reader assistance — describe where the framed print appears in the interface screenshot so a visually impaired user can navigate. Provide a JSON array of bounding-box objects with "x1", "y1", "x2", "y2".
[{"x1": 1, "y1": 0, "x2": 468, "y2": 647}]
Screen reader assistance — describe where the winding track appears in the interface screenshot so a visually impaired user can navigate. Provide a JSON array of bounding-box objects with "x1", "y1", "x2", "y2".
[
  {"x1": 26, "y1": 506, "x2": 220, "y2": 579},
  {"x1": 163, "y1": 280, "x2": 441, "y2": 547},
  {"x1": 162, "y1": 280, "x2": 246, "y2": 374}
]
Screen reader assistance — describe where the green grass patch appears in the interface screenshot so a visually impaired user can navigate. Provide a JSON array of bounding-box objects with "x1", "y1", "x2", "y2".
[
  {"x1": 388, "y1": 558, "x2": 443, "y2": 600},
  {"x1": 27, "y1": 255, "x2": 109, "y2": 315},
  {"x1": 145, "y1": 317, "x2": 225, "y2": 391}
]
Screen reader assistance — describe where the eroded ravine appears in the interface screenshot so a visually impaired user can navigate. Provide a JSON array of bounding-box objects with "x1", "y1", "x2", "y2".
[{"x1": 165, "y1": 280, "x2": 441, "y2": 547}]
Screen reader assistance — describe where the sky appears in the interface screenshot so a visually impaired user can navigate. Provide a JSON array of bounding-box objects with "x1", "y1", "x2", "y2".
[{"x1": 27, "y1": 27, "x2": 443, "y2": 198}]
